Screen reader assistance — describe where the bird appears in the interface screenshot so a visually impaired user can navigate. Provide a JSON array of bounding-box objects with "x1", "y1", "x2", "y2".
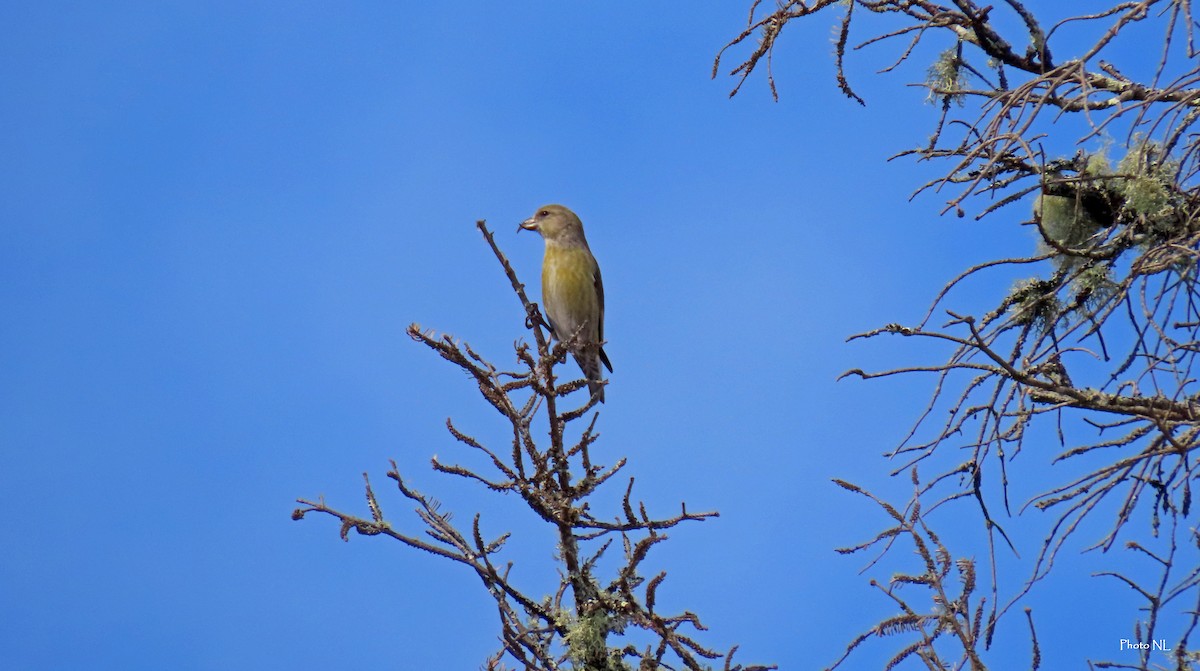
[{"x1": 518, "y1": 204, "x2": 612, "y2": 403}]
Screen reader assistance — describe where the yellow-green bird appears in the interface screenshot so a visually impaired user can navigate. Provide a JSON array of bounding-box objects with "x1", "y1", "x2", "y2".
[{"x1": 519, "y1": 204, "x2": 612, "y2": 403}]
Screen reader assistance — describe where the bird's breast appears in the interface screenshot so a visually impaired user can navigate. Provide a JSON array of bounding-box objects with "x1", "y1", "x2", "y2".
[{"x1": 542, "y1": 247, "x2": 599, "y2": 340}]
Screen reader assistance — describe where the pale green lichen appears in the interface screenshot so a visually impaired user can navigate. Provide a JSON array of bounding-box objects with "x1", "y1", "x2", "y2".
[
  {"x1": 563, "y1": 609, "x2": 631, "y2": 671},
  {"x1": 1008, "y1": 278, "x2": 1062, "y2": 330},
  {"x1": 1116, "y1": 136, "x2": 1182, "y2": 237},
  {"x1": 926, "y1": 45, "x2": 971, "y2": 106},
  {"x1": 1032, "y1": 149, "x2": 1114, "y2": 271},
  {"x1": 1085, "y1": 148, "x2": 1111, "y2": 176}
]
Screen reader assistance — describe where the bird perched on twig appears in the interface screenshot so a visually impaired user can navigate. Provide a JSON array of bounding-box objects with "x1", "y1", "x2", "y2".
[{"x1": 518, "y1": 204, "x2": 612, "y2": 403}]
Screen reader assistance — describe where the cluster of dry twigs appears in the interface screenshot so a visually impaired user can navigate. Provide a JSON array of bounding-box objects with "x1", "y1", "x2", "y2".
[
  {"x1": 294, "y1": 222, "x2": 773, "y2": 671},
  {"x1": 717, "y1": 2, "x2": 1200, "y2": 669}
]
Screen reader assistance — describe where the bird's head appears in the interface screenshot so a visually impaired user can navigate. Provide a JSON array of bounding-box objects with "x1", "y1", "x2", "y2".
[{"x1": 518, "y1": 204, "x2": 586, "y2": 244}]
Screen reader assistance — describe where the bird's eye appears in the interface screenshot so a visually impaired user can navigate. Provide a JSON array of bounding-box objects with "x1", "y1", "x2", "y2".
[{"x1": 538, "y1": 210, "x2": 549, "y2": 217}]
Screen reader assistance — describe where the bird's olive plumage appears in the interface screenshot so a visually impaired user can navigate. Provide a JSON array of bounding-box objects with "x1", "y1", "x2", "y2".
[{"x1": 519, "y1": 204, "x2": 612, "y2": 402}]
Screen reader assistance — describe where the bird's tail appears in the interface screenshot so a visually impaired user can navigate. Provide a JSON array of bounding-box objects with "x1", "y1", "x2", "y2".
[{"x1": 574, "y1": 351, "x2": 606, "y2": 403}]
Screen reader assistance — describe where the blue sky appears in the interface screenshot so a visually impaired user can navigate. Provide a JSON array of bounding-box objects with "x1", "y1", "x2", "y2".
[{"x1": 0, "y1": 3, "x2": 1174, "y2": 670}]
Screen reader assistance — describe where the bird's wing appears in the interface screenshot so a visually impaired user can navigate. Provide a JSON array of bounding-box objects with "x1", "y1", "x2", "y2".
[
  {"x1": 593, "y1": 261, "x2": 604, "y2": 343},
  {"x1": 593, "y1": 259, "x2": 613, "y2": 373}
]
